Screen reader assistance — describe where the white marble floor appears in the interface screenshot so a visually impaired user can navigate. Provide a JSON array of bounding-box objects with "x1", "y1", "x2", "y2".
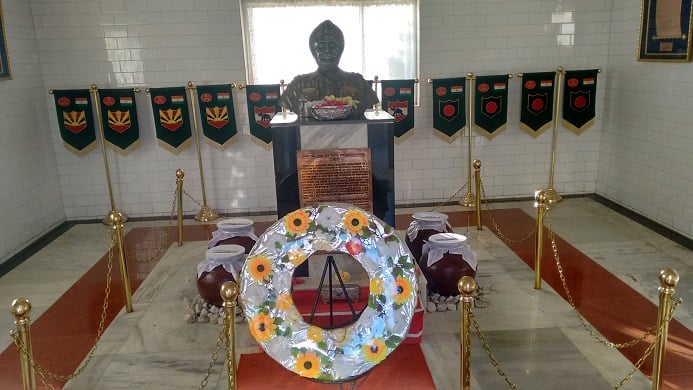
[{"x1": 1, "y1": 198, "x2": 691, "y2": 389}]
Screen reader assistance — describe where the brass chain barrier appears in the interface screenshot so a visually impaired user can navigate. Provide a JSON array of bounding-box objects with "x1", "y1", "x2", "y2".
[
  {"x1": 469, "y1": 309, "x2": 519, "y2": 390},
  {"x1": 10, "y1": 230, "x2": 116, "y2": 388},
  {"x1": 199, "y1": 321, "x2": 227, "y2": 389},
  {"x1": 428, "y1": 182, "x2": 468, "y2": 212},
  {"x1": 183, "y1": 188, "x2": 205, "y2": 209},
  {"x1": 479, "y1": 179, "x2": 534, "y2": 243},
  {"x1": 125, "y1": 188, "x2": 177, "y2": 264}
]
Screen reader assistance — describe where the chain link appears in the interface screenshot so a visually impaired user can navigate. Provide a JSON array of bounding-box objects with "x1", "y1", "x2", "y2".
[
  {"x1": 480, "y1": 179, "x2": 535, "y2": 243},
  {"x1": 183, "y1": 188, "x2": 204, "y2": 209},
  {"x1": 427, "y1": 182, "x2": 468, "y2": 212},
  {"x1": 125, "y1": 188, "x2": 177, "y2": 264},
  {"x1": 11, "y1": 230, "x2": 116, "y2": 387},
  {"x1": 199, "y1": 322, "x2": 226, "y2": 389},
  {"x1": 469, "y1": 309, "x2": 519, "y2": 389}
]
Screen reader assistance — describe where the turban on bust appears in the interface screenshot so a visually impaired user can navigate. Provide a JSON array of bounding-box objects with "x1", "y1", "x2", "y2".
[{"x1": 309, "y1": 20, "x2": 345, "y2": 53}]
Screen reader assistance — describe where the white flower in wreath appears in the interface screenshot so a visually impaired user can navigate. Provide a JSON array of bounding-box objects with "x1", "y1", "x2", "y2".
[
  {"x1": 267, "y1": 336, "x2": 293, "y2": 363},
  {"x1": 375, "y1": 236, "x2": 402, "y2": 259},
  {"x1": 332, "y1": 354, "x2": 359, "y2": 378},
  {"x1": 264, "y1": 232, "x2": 288, "y2": 253},
  {"x1": 316, "y1": 207, "x2": 341, "y2": 231},
  {"x1": 273, "y1": 271, "x2": 293, "y2": 291},
  {"x1": 242, "y1": 282, "x2": 269, "y2": 309}
]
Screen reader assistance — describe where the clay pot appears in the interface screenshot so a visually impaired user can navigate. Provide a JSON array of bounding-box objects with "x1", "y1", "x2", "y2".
[
  {"x1": 210, "y1": 218, "x2": 257, "y2": 253},
  {"x1": 196, "y1": 244, "x2": 245, "y2": 307},
  {"x1": 419, "y1": 233, "x2": 477, "y2": 297},
  {"x1": 405, "y1": 211, "x2": 453, "y2": 263}
]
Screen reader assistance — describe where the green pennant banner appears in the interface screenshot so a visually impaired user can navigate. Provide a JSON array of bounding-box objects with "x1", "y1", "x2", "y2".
[
  {"x1": 149, "y1": 86, "x2": 192, "y2": 154},
  {"x1": 474, "y1": 74, "x2": 509, "y2": 139},
  {"x1": 52, "y1": 89, "x2": 97, "y2": 156},
  {"x1": 381, "y1": 79, "x2": 415, "y2": 142},
  {"x1": 196, "y1": 84, "x2": 238, "y2": 150},
  {"x1": 563, "y1": 69, "x2": 598, "y2": 134},
  {"x1": 432, "y1": 77, "x2": 466, "y2": 143},
  {"x1": 98, "y1": 88, "x2": 140, "y2": 155},
  {"x1": 519, "y1": 72, "x2": 555, "y2": 138},
  {"x1": 245, "y1": 84, "x2": 280, "y2": 148}
]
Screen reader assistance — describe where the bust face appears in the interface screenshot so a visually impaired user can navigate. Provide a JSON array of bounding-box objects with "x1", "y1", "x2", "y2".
[{"x1": 312, "y1": 39, "x2": 343, "y2": 72}]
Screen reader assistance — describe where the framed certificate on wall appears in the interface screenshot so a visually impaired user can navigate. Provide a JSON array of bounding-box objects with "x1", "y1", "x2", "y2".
[
  {"x1": 639, "y1": 0, "x2": 693, "y2": 61},
  {"x1": 0, "y1": 1, "x2": 11, "y2": 79}
]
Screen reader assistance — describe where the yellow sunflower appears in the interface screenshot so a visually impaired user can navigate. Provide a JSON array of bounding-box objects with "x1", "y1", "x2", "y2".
[
  {"x1": 276, "y1": 293, "x2": 293, "y2": 311},
  {"x1": 362, "y1": 338, "x2": 388, "y2": 363},
  {"x1": 247, "y1": 254, "x2": 272, "y2": 282},
  {"x1": 285, "y1": 209, "x2": 311, "y2": 235},
  {"x1": 369, "y1": 277, "x2": 384, "y2": 295},
  {"x1": 287, "y1": 247, "x2": 307, "y2": 266},
  {"x1": 249, "y1": 313, "x2": 276, "y2": 343},
  {"x1": 307, "y1": 325, "x2": 323, "y2": 342},
  {"x1": 295, "y1": 351, "x2": 321, "y2": 378},
  {"x1": 342, "y1": 209, "x2": 369, "y2": 235},
  {"x1": 394, "y1": 276, "x2": 414, "y2": 305}
]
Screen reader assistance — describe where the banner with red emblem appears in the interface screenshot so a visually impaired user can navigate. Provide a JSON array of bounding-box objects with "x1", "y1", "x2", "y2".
[
  {"x1": 431, "y1": 77, "x2": 466, "y2": 143},
  {"x1": 519, "y1": 72, "x2": 555, "y2": 138},
  {"x1": 381, "y1": 79, "x2": 415, "y2": 142},
  {"x1": 563, "y1": 69, "x2": 598, "y2": 134},
  {"x1": 149, "y1": 86, "x2": 192, "y2": 154},
  {"x1": 98, "y1": 88, "x2": 140, "y2": 154},
  {"x1": 196, "y1": 84, "x2": 237, "y2": 150},
  {"x1": 245, "y1": 84, "x2": 280, "y2": 148},
  {"x1": 52, "y1": 89, "x2": 97, "y2": 156},
  {"x1": 474, "y1": 74, "x2": 509, "y2": 139}
]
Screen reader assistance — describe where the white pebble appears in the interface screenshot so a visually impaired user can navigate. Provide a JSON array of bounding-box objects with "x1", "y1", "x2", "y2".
[
  {"x1": 426, "y1": 302, "x2": 437, "y2": 312},
  {"x1": 446, "y1": 303, "x2": 457, "y2": 311},
  {"x1": 184, "y1": 313, "x2": 196, "y2": 323},
  {"x1": 436, "y1": 302, "x2": 447, "y2": 312},
  {"x1": 198, "y1": 313, "x2": 210, "y2": 323}
]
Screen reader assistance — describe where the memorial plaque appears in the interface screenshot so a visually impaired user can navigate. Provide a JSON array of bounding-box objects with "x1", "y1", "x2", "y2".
[{"x1": 297, "y1": 148, "x2": 373, "y2": 212}]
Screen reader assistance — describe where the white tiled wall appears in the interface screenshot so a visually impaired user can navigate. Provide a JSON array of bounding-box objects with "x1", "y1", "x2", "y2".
[{"x1": 2, "y1": 0, "x2": 690, "y2": 265}]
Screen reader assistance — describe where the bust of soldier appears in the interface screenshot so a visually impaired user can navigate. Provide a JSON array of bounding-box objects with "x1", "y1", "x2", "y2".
[{"x1": 279, "y1": 20, "x2": 379, "y2": 118}]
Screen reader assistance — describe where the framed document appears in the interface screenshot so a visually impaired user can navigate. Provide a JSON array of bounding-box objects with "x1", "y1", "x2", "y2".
[
  {"x1": 0, "y1": 1, "x2": 10, "y2": 79},
  {"x1": 639, "y1": 0, "x2": 693, "y2": 61}
]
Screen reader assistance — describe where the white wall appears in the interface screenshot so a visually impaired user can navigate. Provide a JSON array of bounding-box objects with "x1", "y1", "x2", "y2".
[
  {"x1": 599, "y1": 0, "x2": 693, "y2": 238},
  {"x1": 0, "y1": 0, "x2": 64, "y2": 266}
]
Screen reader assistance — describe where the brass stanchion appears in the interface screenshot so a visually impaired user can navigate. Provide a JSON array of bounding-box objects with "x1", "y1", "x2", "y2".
[
  {"x1": 221, "y1": 281, "x2": 239, "y2": 390},
  {"x1": 534, "y1": 191, "x2": 547, "y2": 289},
  {"x1": 89, "y1": 85, "x2": 128, "y2": 226},
  {"x1": 473, "y1": 159, "x2": 482, "y2": 230},
  {"x1": 461, "y1": 73, "x2": 476, "y2": 207},
  {"x1": 186, "y1": 82, "x2": 219, "y2": 222},
  {"x1": 651, "y1": 268, "x2": 679, "y2": 390},
  {"x1": 176, "y1": 169, "x2": 184, "y2": 246},
  {"x1": 112, "y1": 212, "x2": 133, "y2": 312},
  {"x1": 11, "y1": 298, "x2": 36, "y2": 390},
  {"x1": 544, "y1": 67, "x2": 564, "y2": 205},
  {"x1": 458, "y1": 276, "x2": 476, "y2": 390}
]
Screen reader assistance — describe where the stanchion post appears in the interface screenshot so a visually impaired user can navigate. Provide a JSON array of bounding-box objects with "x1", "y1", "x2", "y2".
[
  {"x1": 11, "y1": 298, "x2": 36, "y2": 390},
  {"x1": 473, "y1": 159, "x2": 482, "y2": 230},
  {"x1": 458, "y1": 276, "x2": 476, "y2": 390},
  {"x1": 651, "y1": 268, "x2": 679, "y2": 390},
  {"x1": 534, "y1": 191, "x2": 547, "y2": 289},
  {"x1": 221, "y1": 281, "x2": 239, "y2": 390},
  {"x1": 176, "y1": 169, "x2": 184, "y2": 246},
  {"x1": 461, "y1": 73, "x2": 476, "y2": 208},
  {"x1": 112, "y1": 212, "x2": 133, "y2": 312}
]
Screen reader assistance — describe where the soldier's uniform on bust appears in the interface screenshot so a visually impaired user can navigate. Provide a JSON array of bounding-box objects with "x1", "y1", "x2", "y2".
[{"x1": 279, "y1": 20, "x2": 379, "y2": 118}]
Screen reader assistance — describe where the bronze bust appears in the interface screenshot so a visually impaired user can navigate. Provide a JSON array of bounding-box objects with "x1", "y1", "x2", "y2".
[{"x1": 279, "y1": 20, "x2": 379, "y2": 118}]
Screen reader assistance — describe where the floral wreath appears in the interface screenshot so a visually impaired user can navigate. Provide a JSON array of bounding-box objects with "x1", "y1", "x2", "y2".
[{"x1": 240, "y1": 204, "x2": 417, "y2": 382}]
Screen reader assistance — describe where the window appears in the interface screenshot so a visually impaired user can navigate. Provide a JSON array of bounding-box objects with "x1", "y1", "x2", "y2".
[{"x1": 240, "y1": 0, "x2": 419, "y2": 85}]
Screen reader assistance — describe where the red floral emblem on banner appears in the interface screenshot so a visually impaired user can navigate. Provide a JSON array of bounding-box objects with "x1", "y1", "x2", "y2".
[
  {"x1": 63, "y1": 111, "x2": 87, "y2": 133},
  {"x1": 154, "y1": 95, "x2": 167, "y2": 105},
  {"x1": 527, "y1": 93, "x2": 547, "y2": 115},
  {"x1": 570, "y1": 91, "x2": 590, "y2": 111},
  {"x1": 254, "y1": 106, "x2": 275, "y2": 128},
  {"x1": 435, "y1": 86, "x2": 447, "y2": 96},
  {"x1": 481, "y1": 96, "x2": 502, "y2": 118},
  {"x1": 478, "y1": 84, "x2": 490, "y2": 93},
  {"x1": 58, "y1": 97, "x2": 70, "y2": 107},
  {"x1": 102, "y1": 96, "x2": 116, "y2": 107},
  {"x1": 524, "y1": 80, "x2": 536, "y2": 90},
  {"x1": 108, "y1": 110, "x2": 131, "y2": 133},
  {"x1": 200, "y1": 93, "x2": 213, "y2": 103},
  {"x1": 249, "y1": 92, "x2": 262, "y2": 102},
  {"x1": 384, "y1": 87, "x2": 396, "y2": 97},
  {"x1": 206, "y1": 106, "x2": 229, "y2": 129},
  {"x1": 159, "y1": 108, "x2": 183, "y2": 131},
  {"x1": 567, "y1": 78, "x2": 579, "y2": 88},
  {"x1": 439, "y1": 99, "x2": 459, "y2": 121}
]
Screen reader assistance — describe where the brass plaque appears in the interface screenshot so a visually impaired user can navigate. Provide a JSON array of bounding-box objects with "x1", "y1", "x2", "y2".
[{"x1": 297, "y1": 148, "x2": 373, "y2": 212}]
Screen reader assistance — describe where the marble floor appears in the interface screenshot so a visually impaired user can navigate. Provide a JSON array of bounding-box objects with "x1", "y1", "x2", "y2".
[{"x1": 0, "y1": 198, "x2": 691, "y2": 389}]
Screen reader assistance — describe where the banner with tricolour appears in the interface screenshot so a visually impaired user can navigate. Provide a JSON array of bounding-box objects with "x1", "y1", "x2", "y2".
[
  {"x1": 245, "y1": 84, "x2": 281, "y2": 148},
  {"x1": 381, "y1": 79, "x2": 415, "y2": 142},
  {"x1": 431, "y1": 77, "x2": 466, "y2": 143},
  {"x1": 474, "y1": 74, "x2": 509, "y2": 139},
  {"x1": 52, "y1": 89, "x2": 97, "y2": 156},
  {"x1": 196, "y1": 84, "x2": 238, "y2": 150},
  {"x1": 149, "y1": 86, "x2": 192, "y2": 154},
  {"x1": 519, "y1": 72, "x2": 555, "y2": 138},
  {"x1": 98, "y1": 88, "x2": 140, "y2": 155},
  {"x1": 562, "y1": 69, "x2": 598, "y2": 134}
]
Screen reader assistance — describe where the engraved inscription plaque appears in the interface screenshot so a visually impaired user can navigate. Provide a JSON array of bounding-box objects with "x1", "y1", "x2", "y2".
[{"x1": 297, "y1": 148, "x2": 373, "y2": 212}]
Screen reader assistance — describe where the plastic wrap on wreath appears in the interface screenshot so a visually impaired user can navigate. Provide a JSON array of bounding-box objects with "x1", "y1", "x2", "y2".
[{"x1": 240, "y1": 203, "x2": 417, "y2": 382}]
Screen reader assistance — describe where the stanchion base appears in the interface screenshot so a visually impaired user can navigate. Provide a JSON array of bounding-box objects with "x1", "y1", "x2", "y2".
[
  {"x1": 543, "y1": 188, "x2": 563, "y2": 205},
  {"x1": 195, "y1": 206, "x2": 219, "y2": 222},
  {"x1": 459, "y1": 191, "x2": 475, "y2": 208},
  {"x1": 103, "y1": 210, "x2": 128, "y2": 226}
]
